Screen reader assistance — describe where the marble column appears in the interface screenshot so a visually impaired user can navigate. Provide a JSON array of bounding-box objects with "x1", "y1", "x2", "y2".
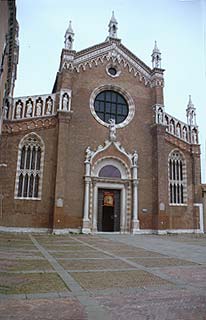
[
  {"x1": 132, "y1": 165, "x2": 139, "y2": 233},
  {"x1": 82, "y1": 161, "x2": 91, "y2": 233}
]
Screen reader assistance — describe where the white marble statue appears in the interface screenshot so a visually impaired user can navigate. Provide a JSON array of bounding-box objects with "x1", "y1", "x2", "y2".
[
  {"x1": 46, "y1": 98, "x2": 52, "y2": 115},
  {"x1": 109, "y1": 118, "x2": 116, "y2": 141},
  {"x1": 176, "y1": 125, "x2": 181, "y2": 138},
  {"x1": 192, "y1": 130, "x2": 197, "y2": 144},
  {"x1": 62, "y1": 94, "x2": 69, "y2": 111},
  {"x1": 132, "y1": 150, "x2": 138, "y2": 166},
  {"x1": 157, "y1": 108, "x2": 163, "y2": 124},
  {"x1": 85, "y1": 146, "x2": 93, "y2": 162},
  {"x1": 16, "y1": 102, "x2": 22, "y2": 119},
  {"x1": 3, "y1": 104, "x2": 8, "y2": 119},
  {"x1": 36, "y1": 101, "x2": 42, "y2": 116},
  {"x1": 26, "y1": 101, "x2": 33, "y2": 117},
  {"x1": 182, "y1": 127, "x2": 187, "y2": 141}
]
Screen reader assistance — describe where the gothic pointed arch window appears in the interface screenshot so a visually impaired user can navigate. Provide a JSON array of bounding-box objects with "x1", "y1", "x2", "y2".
[
  {"x1": 15, "y1": 133, "x2": 44, "y2": 199},
  {"x1": 168, "y1": 150, "x2": 187, "y2": 204}
]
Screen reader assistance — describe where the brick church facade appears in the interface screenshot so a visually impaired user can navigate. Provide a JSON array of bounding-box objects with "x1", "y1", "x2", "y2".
[{"x1": 0, "y1": 13, "x2": 204, "y2": 234}]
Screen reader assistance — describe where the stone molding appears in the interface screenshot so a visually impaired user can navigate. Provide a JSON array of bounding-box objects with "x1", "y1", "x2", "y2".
[{"x1": 2, "y1": 117, "x2": 57, "y2": 134}]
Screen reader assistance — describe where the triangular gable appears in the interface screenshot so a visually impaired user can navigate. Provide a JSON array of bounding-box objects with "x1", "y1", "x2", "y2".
[{"x1": 61, "y1": 39, "x2": 162, "y2": 86}]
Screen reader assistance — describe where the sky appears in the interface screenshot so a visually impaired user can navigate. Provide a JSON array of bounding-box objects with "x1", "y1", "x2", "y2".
[{"x1": 15, "y1": 0, "x2": 206, "y2": 181}]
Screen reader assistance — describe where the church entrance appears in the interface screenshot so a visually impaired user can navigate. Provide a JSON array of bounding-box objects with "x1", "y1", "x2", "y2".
[{"x1": 97, "y1": 189, "x2": 120, "y2": 232}]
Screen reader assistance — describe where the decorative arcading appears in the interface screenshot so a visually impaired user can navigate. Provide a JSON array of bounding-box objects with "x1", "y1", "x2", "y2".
[
  {"x1": 153, "y1": 104, "x2": 198, "y2": 145},
  {"x1": 4, "y1": 93, "x2": 56, "y2": 121}
]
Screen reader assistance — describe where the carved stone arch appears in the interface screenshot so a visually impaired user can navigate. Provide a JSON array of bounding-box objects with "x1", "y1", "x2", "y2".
[
  {"x1": 18, "y1": 132, "x2": 45, "y2": 151},
  {"x1": 91, "y1": 156, "x2": 131, "y2": 180}
]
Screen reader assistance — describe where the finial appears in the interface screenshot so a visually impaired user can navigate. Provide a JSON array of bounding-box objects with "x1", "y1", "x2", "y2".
[
  {"x1": 187, "y1": 95, "x2": 194, "y2": 108},
  {"x1": 151, "y1": 41, "x2": 161, "y2": 68},
  {"x1": 64, "y1": 20, "x2": 74, "y2": 50},
  {"x1": 186, "y1": 94, "x2": 196, "y2": 126},
  {"x1": 108, "y1": 11, "x2": 118, "y2": 39}
]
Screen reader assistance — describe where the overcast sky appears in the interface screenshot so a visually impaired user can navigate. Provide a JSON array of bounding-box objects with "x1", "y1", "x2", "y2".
[{"x1": 15, "y1": 0, "x2": 206, "y2": 181}]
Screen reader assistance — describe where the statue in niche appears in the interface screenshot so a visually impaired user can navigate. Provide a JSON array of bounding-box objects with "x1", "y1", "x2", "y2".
[
  {"x1": 16, "y1": 102, "x2": 22, "y2": 119},
  {"x1": 169, "y1": 121, "x2": 174, "y2": 134},
  {"x1": 36, "y1": 100, "x2": 42, "y2": 116},
  {"x1": 176, "y1": 125, "x2": 181, "y2": 137},
  {"x1": 62, "y1": 94, "x2": 69, "y2": 111},
  {"x1": 192, "y1": 130, "x2": 197, "y2": 144},
  {"x1": 26, "y1": 101, "x2": 33, "y2": 117},
  {"x1": 132, "y1": 150, "x2": 138, "y2": 166},
  {"x1": 46, "y1": 98, "x2": 52, "y2": 115},
  {"x1": 157, "y1": 108, "x2": 163, "y2": 124},
  {"x1": 182, "y1": 127, "x2": 187, "y2": 141},
  {"x1": 85, "y1": 146, "x2": 93, "y2": 162},
  {"x1": 109, "y1": 118, "x2": 116, "y2": 141},
  {"x1": 3, "y1": 104, "x2": 8, "y2": 119}
]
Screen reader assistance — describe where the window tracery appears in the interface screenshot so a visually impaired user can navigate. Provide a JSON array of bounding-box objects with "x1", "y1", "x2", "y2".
[
  {"x1": 168, "y1": 150, "x2": 187, "y2": 205},
  {"x1": 15, "y1": 133, "x2": 44, "y2": 199}
]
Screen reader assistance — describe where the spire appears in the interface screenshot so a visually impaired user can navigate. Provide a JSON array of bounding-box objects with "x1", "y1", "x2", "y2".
[
  {"x1": 151, "y1": 41, "x2": 162, "y2": 68},
  {"x1": 186, "y1": 95, "x2": 196, "y2": 126},
  {"x1": 64, "y1": 21, "x2": 74, "y2": 50},
  {"x1": 108, "y1": 11, "x2": 118, "y2": 39}
]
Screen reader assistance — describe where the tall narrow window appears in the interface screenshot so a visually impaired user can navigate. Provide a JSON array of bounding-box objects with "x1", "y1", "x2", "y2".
[
  {"x1": 15, "y1": 133, "x2": 44, "y2": 199},
  {"x1": 168, "y1": 150, "x2": 186, "y2": 204}
]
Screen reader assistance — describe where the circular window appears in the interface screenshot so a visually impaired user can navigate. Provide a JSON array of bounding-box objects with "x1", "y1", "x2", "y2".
[
  {"x1": 94, "y1": 90, "x2": 129, "y2": 124},
  {"x1": 108, "y1": 67, "x2": 117, "y2": 76},
  {"x1": 90, "y1": 85, "x2": 135, "y2": 128}
]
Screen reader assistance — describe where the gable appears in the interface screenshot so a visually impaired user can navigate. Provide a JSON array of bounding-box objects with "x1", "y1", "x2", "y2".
[{"x1": 60, "y1": 40, "x2": 164, "y2": 87}]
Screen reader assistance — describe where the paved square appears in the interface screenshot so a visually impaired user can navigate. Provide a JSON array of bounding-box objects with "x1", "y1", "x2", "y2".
[{"x1": 0, "y1": 233, "x2": 206, "y2": 319}]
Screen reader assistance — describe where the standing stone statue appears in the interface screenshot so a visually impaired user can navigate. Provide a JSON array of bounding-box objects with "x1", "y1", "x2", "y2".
[
  {"x1": 46, "y1": 98, "x2": 52, "y2": 115},
  {"x1": 85, "y1": 146, "x2": 93, "y2": 162},
  {"x1": 132, "y1": 150, "x2": 138, "y2": 166},
  {"x1": 109, "y1": 118, "x2": 116, "y2": 141},
  {"x1": 62, "y1": 94, "x2": 69, "y2": 111},
  {"x1": 36, "y1": 101, "x2": 42, "y2": 116},
  {"x1": 16, "y1": 102, "x2": 22, "y2": 119},
  {"x1": 26, "y1": 101, "x2": 33, "y2": 117}
]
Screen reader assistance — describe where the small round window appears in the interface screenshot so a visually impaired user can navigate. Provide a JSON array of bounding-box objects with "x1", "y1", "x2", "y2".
[
  {"x1": 108, "y1": 67, "x2": 117, "y2": 76},
  {"x1": 94, "y1": 90, "x2": 129, "y2": 124}
]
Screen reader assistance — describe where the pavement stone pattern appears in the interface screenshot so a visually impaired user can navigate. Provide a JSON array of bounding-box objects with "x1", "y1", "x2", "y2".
[{"x1": 0, "y1": 233, "x2": 205, "y2": 319}]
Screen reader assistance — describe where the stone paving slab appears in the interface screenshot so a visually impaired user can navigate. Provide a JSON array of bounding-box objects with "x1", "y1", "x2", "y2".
[
  {"x1": 1, "y1": 232, "x2": 206, "y2": 320},
  {"x1": 52, "y1": 251, "x2": 111, "y2": 259},
  {"x1": 0, "y1": 259, "x2": 54, "y2": 272},
  {"x1": 58, "y1": 258, "x2": 132, "y2": 271},
  {"x1": 70, "y1": 270, "x2": 172, "y2": 290},
  {"x1": 0, "y1": 272, "x2": 68, "y2": 294},
  {"x1": 0, "y1": 250, "x2": 44, "y2": 260},
  {"x1": 107, "y1": 249, "x2": 167, "y2": 257},
  {"x1": 0, "y1": 298, "x2": 87, "y2": 320},
  {"x1": 128, "y1": 257, "x2": 198, "y2": 268},
  {"x1": 93, "y1": 287, "x2": 206, "y2": 320},
  {"x1": 160, "y1": 266, "x2": 206, "y2": 288}
]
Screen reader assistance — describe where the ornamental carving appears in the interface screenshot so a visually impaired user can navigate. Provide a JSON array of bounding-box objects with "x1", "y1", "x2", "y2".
[{"x1": 2, "y1": 117, "x2": 57, "y2": 134}]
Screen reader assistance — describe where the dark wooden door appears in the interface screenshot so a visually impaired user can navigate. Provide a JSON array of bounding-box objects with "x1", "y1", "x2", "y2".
[{"x1": 97, "y1": 189, "x2": 120, "y2": 232}]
